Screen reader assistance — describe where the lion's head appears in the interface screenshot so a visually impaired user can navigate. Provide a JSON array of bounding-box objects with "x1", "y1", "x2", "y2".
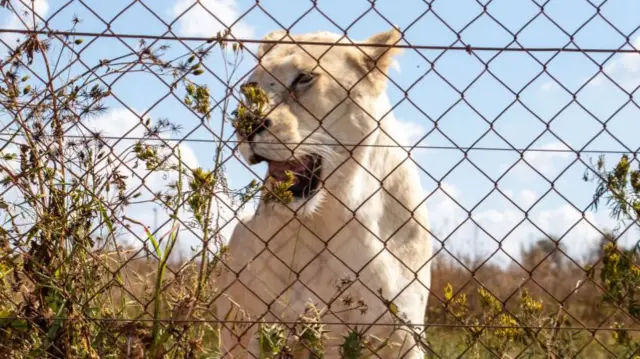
[{"x1": 235, "y1": 28, "x2": 403, "y2": 215}]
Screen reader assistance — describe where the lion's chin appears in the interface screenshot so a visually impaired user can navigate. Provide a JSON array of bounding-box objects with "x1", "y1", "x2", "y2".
[{"x1": 281, "y1": 190, "x2": 325, "y2": 217}]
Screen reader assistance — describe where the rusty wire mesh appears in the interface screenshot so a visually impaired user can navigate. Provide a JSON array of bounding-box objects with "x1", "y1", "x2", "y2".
[{"x1": 0, "y1": 0, "x2": 639, "y2": 358}]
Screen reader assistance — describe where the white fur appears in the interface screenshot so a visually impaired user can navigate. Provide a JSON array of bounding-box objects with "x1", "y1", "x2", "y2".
[{"x1": 215, "y1": 29, "x2": 432, "y2": 359}]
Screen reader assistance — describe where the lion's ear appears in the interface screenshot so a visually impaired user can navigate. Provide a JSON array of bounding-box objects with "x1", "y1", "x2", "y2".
[
  {"x1": 351, "y1": 28, "x2": 403, "y2": 94},
  {"x1": 257, "y1": 30, "x2": 288, "y2": 58},
  {"x1": 360, "y1": 28, "x2": 403, "y2": 75}
]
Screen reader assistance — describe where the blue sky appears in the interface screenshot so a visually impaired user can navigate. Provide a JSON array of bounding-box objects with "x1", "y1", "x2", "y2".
[{"x1": 1, "y1": 0, "x2": 639, "y2": 268}]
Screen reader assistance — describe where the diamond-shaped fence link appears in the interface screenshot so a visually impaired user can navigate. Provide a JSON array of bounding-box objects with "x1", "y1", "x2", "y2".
[{"x1": 0, "y1": 0, "x2": 639, "y2": 358}]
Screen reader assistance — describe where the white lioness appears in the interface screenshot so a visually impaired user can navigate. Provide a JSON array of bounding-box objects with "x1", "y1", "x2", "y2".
[{"x1": 215, "y1": 28, "x2": 432, "y2": 358}]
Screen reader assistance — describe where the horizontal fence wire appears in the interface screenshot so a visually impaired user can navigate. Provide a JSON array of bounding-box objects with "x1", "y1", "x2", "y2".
[
  {"x1": 1, "y1": 28, "x2": 640, "y2": 53},
  {"x1": 4, "y1": 316, "x2": 640, "y2": 332},
  {"x1": 0, "y1": 131, "x2": 637, "y2": 153}
]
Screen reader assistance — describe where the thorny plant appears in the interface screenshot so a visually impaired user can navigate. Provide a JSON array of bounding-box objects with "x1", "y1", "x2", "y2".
[
  {"x1": 0, "y1": 5, "x2": 256, "y2": 357},
  {"x1": 230, "y1": 83, "x2": 295, "y2": 205},
  {"x1": 420, "y1": 154, "x2": 640, "y2": 358},
  {"x1": 583, "y1": 154, "x2": 640, "y2": 357},
  {"x1": 231, "y1": 83, "x2": 269, "y2": 138},
  {"x1": 261, "y1": 170, "x2": 296, "y2": 205},
  {"x1": 432, "y1": 283, "x2": 582, "y2": 358},
  {"x1": 588, "y1": 154, "x2": 640, "y2": 224},
  {"x1": 253, "y1": 276, "x2": 413, "y2": 359}
]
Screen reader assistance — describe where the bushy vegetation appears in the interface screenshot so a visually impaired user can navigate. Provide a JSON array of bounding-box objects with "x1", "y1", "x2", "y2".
[{"x1": 424, "y1": 154, "x2": 640, "y2": 358}]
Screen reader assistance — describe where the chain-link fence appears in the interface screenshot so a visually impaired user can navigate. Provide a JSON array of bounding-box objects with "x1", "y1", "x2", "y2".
[{"x1": 0, "y1": 0, "x2": 639, "y2": 358}]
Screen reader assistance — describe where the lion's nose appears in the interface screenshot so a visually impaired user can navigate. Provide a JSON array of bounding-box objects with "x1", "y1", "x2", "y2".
[{"x1": 247, "y1": 118, "x2": 272, "y2": 142}]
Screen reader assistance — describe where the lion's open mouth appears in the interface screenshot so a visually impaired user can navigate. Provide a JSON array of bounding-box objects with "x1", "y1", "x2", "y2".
[{"x1": 253, "y1": 154, "x2": 322, "y2": 198}]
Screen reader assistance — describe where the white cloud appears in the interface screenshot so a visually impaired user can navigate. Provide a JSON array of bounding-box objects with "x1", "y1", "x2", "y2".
[
  {"x1": 427, "y1": 182, "x2": 467, "y2": 241},
  {"x1": 588, "y1": 35, "x2": 640, "y2": 90},
  {"x1": 81, "y1": 108, "x2": 198, "y2": 190},
  {"x1": 620, "y1": 36, "x2": 640, "y2": 73},
  {"x1": 426, "y1": 180, "x2": 629, "y2": 267},
  {"x1": 390, "y1": 59, "x2": 401, "y2": 73},
  {"x1": 0, "y1": 142, "x2": 20, "y2": 172},
  {"x1": 0, "y1": 0, "x2": 49, "y2": 47},
  {"x1": 524, "y1": 141, "x2": 571, "y2": 162},
  {"x1": 375, "y1": 89, "x2": 428, "y2": 147},
  {"x1": 393, "y1": 119, "x2": 427, "y2": 146},
  {"x1": 540, "y1": 81, "x2": 557, "y2": 92},
  {"x1": 519, "y1": 189, "x2": 537, "y2": 208},
  {"x1": 462, "y1": 205, "x2": 611, "y2": 267},
  {"x1": 0, "y1": 141, "x2": 22, "y2": 207},
  {"x1": 522, "y1": 141, "x2": 573, "y2": 176},
  {"x1": 171, "y1": 0, "x2": 254, "y2": 39},
  {"x1": 440, "y1": 182, "x2": 460, "y2": 198},
  {"x1": 71, "y1": 108, "x2": 245, "y2": 257},
  {"x1": 534, "y1": 205, "x2": 591, "y2": 236}
]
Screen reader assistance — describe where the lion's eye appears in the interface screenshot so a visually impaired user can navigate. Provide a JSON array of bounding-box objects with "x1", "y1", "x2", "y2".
[{"x1": 291, "y1": 72, "x2": 316, "y2": 89}]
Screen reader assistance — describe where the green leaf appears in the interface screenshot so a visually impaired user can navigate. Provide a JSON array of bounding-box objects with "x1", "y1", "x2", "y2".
[
  {"x1": 97, "y1": 203, "x2": 114, "y2": 234},
  {"x1": 145, "y1": 227, "x2": 162, "y2": 258},
  {"x1": 388, "y1": 301, "x2": 399, "y2": 316},
  {"x1": 444, "y1": 283, "x2": 453, "y2": 301}
]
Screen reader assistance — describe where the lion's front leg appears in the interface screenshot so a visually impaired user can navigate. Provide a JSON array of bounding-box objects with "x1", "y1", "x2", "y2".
[
  {"x1": 213, "y1": 270, "x2": 259, "y2": 358},
  {"x1": 218, "y1": 322, "x2": 255, "y2": 359}
]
